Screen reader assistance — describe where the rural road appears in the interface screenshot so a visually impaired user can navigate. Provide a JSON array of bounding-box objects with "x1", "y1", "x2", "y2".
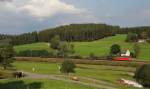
[{"x1": 23, "y1": 71, "x2": 118, "y2": 89}]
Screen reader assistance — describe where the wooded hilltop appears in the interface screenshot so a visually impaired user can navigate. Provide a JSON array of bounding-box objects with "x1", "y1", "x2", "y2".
[{"x1": 0, "y1": 23, "x2": 150, "y2": 45}]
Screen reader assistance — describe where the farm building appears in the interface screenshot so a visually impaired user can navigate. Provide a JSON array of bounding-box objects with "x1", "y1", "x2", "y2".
[
  {"x1": 121, "y1": 49, "x2": 130, "y2": 57},
  {"x1": 138, "y1": 39, "x2": 145, "y2": 43},
  {"x1": 115, "y1": 49, "x2": 131, "y2": 61}
]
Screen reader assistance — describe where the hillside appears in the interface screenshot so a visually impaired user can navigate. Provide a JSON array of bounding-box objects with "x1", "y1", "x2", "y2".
[
  {"x1": 1, "y1": 24, "x2": 150, "y2": 45},
  {"x1": 14, "y1": 34, "x2": 150, "y2": 60}
]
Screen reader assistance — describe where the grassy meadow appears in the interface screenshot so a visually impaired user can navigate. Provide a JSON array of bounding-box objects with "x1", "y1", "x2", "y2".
[
  {"x1": 0, "y1": 61, "x2": 148, "y2": 89},
  {"x1": 13, "y1": 61, "x2": 135, "y2": 83},
  {"x1": 0, "y1": 79, "x2": 100, "y2": 89},
  {"x1": 14, "y1": 34, "x2": 150, "y2": 60},
  {"x1": 11, "y1": 61, "x2": 146, "y2": 89}
]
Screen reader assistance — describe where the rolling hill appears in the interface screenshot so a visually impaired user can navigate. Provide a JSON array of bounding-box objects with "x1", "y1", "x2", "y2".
[{"x1": 14, "y1": 34, "x2": 150, "y2": 60}]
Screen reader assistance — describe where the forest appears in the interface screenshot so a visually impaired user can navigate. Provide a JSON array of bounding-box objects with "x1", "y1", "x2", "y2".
[{"x1": 0, "y1": 23, "x2": 150, "y2": 45}]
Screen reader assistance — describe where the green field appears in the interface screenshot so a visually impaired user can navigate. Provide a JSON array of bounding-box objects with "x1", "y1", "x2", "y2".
[
  {"x1": 0, "y1": 79, "x2": 100, "y2": 89},
  {"x1": 13, "y1": 61, "x2": 135, "y2": 82},
  {"x1": 15, "y1": 43, "x2": 53, "y2": 52},
  {"x1": 14, "y1": 34, "x2": 150, "y2": 60},
  {"x1": 0, "y1": 61, "x2": 145, "y2": 89}
]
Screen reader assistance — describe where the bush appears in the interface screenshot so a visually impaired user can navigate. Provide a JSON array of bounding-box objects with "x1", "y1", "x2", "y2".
[
  {"x1": 70, "y1": 55, "x2": 83, "y2": 59},
  {"x1": 50, "y1": 35, "x2": 61, "y2": 50},
  {"x1": 57, "y1": 42, "x2": 75, "y2": 58},
  {"x1": 130, "y1": 52, "x2": 136, "y2": 58},
  {"x1": 60, "y1": 59, "x2": 76, "y2": 74},
  {"x1": 89, "y1": 53, "x2": 97, "y2": 60},
  {"x1": 17, "y1": 50, "x2": 50, "y2": 57},
  {"x1": 0, "y1": 70, "x2": 14, "y2": 79},
  {"x1": 110, "y1": 44, "x2": 121, "y2": 56},
  {"x1": 125, "y1": 32, "x2": 138, "y2": 42},
  {"x1": 147, "y1": 38, "x2": 150, "y2": 43},
  {"x1": 107, "y1": 55, "x2": 113, "y2": 60},
  {"x1": 134, "y1": 64, "x2": 150, "y2": 88},
  {"x1": 17, "y1": 50, "x2": 30, "y2": 57}
]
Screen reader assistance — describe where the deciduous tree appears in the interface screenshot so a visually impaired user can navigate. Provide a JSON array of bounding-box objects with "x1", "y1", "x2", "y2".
[
  {"x1": 0, "y1": 45, "x2": 15, "y2": 69},
  {"x1": 110, "y1": 44, "x2": 121, "y2": 56},
  {"x1": 134, "y1": 64, "x2": 150, "y2": 88}
]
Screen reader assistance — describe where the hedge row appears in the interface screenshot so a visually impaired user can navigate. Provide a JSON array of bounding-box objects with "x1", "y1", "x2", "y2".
[{"x1": 16, "y1": 50, "x2": 50, "y2": 57}]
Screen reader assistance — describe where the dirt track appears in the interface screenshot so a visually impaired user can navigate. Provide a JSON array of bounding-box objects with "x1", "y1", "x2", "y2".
[{"x1": 23, "y1": 71, "x2": 118, "y2": 89}]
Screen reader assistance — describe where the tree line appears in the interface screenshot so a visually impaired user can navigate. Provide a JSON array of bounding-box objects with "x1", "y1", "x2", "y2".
[{"x1": 0, "y1": 24, "x2": 150, "y2": 45}]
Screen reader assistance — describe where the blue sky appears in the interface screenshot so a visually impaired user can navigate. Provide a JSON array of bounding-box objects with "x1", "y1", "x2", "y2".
[{"x1": 0, "y1": 0, "x2": 150, "y2": 34}]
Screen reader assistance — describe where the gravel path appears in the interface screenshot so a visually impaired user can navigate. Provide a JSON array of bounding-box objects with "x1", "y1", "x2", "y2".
[{"x1": 23, "y1": 71, "x2": 118, "y2": 89}]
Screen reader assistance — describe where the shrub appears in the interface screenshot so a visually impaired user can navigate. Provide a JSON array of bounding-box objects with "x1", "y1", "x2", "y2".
[
  {"x1": 17, "y1": 50, "x2": 50, "y2": 57},
  {"x1": 130, "y1": 52, "x2": 136, "y2": 58},
  {"x1": 58, "y1": 42, "x2": 75, "y2": 58},
  {"x1": 134, "y1": 64, "x2": 150, "y2": 88},
  {"x1": 89, "y1": 53, "x2": 97, "y2": 60},
  {"x1": 17, "y1": 50, "x2": 31, "y2": 57},
  {"x1": 70, "y1": 55, "x2": 82, "y2": 59},
  {"x1": 0, "y1": 70, "x2": 14, "y2": 79},
  {"x1": 125, "y1": 32, "x2": 138, "y2": 42},
  {"x1": 50, "y1": 35, "x2": 61, "y2": 50},
  {"x1": 89, "y1": 53, "x2": 95, "y2": 59},
  {"x1": 147, "y1": 38, "x2": 150, "y2": 43},
  {"x1": 60, "y1": 59, "x2": 76, "y2": 74},
  {"x1": 110, "y1": 44, "x2": 121, "y2": 56},
  {"x1": 107, "y1": 55, "x2": 113, "y2": 60}
]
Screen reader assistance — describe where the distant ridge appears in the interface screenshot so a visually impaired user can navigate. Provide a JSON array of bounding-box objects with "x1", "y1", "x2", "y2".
[{"x1": 0, "y1": 23, "x2": 150, "y2": 45}]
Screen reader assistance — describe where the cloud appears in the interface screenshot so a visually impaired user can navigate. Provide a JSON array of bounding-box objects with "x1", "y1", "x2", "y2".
[
  {"x1": 0, "y1": 0, "x2": 17, "y2": 12},
  {"x1": 20, "y1": 0, "x2": 83, "y2": 19},
  {"x1": 0, "y1": 0, "x2": 12, "y2": 2},
  {"x1": 0, "y1": 0, "x2": 99, "y2": 34},
  {"x1": 0, "y1": 0, "x2": 110, "y2": 20},
  {"x1": 0, "y1": 0, "x2": 96, "y2": 20}
]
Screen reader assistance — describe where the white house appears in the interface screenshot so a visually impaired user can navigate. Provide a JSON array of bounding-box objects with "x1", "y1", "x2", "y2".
[
  {"x1": 138, "y1": 39, "x2": 145, "y2": 43},
  {"x1": 121, "y1": 49, "x2": 130, "y2": 57}
]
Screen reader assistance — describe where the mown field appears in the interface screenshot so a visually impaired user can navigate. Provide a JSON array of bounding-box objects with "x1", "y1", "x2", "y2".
[
  {"x1": 14, "y1": 34, "x2": 150, "y2": 60},
  {"x1": 13, "y1": 61, "x2": 135, "y2": 82},
  {"x1": 0, "y1": 61, "x2": 147, "y2": 89},
  {"x1": 0, "y1": 79, "x2": 100, "y2": 89}
]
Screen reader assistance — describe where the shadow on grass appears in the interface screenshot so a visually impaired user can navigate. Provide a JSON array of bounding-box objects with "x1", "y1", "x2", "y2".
[{"x1": 0, "y1": 80, "x2": 43, "y2": 89}]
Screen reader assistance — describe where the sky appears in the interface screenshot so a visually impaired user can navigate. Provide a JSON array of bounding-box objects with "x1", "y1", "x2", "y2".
[{"x1": 0, "y1": 0, "x2": 150, "y2": 34}]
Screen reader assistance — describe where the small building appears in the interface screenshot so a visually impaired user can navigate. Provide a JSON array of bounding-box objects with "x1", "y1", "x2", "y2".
[
  {"x1": 121, "y1": 49, "x2": 130, "y2": 57},
  {"x1": 138, "y1": 39, "x2": 145, "y2": 43},
  {"x1": 114, "y1": 49, "x2": 131, "y2": 61}
]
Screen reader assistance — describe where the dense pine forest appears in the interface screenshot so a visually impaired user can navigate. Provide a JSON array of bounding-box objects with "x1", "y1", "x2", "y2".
[{"x1": 0, "y1": 23, "x2": 150, "y2": 45}]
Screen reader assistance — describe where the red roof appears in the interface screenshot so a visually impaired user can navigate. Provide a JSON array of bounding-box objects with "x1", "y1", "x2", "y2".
[{"x1": 114, "y1": 57, "x2": 131, "y2": 61}]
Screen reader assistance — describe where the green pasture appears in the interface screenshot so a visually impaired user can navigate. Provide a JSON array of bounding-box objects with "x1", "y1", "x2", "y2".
[
  {"x1": 12, "y1": 61, "x2": 142, "y2": 89},
  {"x1": 0, "y1": 61, "x2": 146, "y2": 89},
  {"x1": 13, "y1": 61, "x2": 135, "y2": 83},
  {"x1": 14, "y1": 34, "x2": 150, "y2": 60},
  {"x1": 15, "y1": 43, "x2": 53, "y2": 53},
  {"x1": 0, "y1": 79, "x2": 99, "y2": 89}
]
